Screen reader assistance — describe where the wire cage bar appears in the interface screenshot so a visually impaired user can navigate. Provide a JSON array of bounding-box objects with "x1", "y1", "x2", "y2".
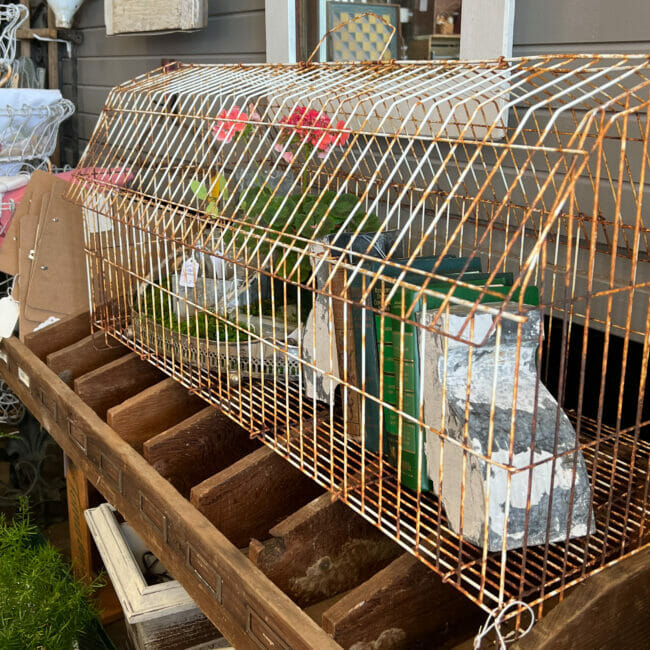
[
  {"x1": 0, "y1": 198, "x2": 15, "y2": 236},
  {"x1": 67, "y1": 54, "x2": 650, "y2": 620}
]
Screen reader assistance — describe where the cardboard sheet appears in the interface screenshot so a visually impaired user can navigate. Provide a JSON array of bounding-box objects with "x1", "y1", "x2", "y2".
[
  {"x1": 24, "y1": 179, "x2": 87, "y2": 322},
  {"x1": 0, "y1": 184, "x2": 34, "y2": 275},
  {"x1": 0, "y1": 171, "x2": 91, "y2": 338},
  {"x1": 0, "y1": 170, "x2": 140, "y2": 339}
]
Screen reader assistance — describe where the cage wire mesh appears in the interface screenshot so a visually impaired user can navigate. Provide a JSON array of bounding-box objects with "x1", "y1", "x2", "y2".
[
  {"x1": 67, "y1": 55, "x2": 650, "y2": 620},
  {"x1": 0, "y1": 195, "x2": 15, "y2": 236}
]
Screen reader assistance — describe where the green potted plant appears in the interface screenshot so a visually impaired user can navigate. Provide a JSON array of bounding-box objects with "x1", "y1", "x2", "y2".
[
  {"x1": 132, "y1": 277, "x2": 303, "y2": 382},
  {"x1": 0, "y1": 499, "x2": 111, "y2": 649}
]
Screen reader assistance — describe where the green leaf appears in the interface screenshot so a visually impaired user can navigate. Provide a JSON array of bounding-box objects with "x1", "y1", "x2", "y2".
[
  {"x1": 0, "y1": 500, "x2": 103, "y2": 649},
  {"x1": 360, "y1": 213, "x2": 381, "y2": 233},
  {"x1": 191, "y1": 179, "x2": 208, "y2": 201},
  {"x1": 234, "y1": 184, "x2": 381, "y2": 281}
]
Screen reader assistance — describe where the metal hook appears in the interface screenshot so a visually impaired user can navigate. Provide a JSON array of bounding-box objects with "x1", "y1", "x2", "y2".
[{"x1": 33, "y1": 33, "x2": 73, "y2": 58}]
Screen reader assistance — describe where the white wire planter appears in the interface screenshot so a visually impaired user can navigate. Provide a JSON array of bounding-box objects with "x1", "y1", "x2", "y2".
[
  {"x1": 0, "y1": 273, "x2": 24, "y2": 426},
  {"x1": 0, "y1": 95, "x2": 75, "y2": 172}
]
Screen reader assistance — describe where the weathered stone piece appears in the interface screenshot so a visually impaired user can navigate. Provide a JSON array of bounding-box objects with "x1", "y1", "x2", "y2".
[{"x1": 423, "y1": 306, "x2": 592, "y2": 551}]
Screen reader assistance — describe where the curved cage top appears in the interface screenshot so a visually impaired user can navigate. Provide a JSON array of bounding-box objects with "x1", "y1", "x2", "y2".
[{"x1": 68, "y1": 55, "x2": 650, "y2": 345}]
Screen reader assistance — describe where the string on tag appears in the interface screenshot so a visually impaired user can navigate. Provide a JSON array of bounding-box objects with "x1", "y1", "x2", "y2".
[
  {"x1": 473, "y1": 601, "x2": 535, "y2": 650},
  {"x1": 9, "y1": 273, "x2": 18, "y2": 298}
]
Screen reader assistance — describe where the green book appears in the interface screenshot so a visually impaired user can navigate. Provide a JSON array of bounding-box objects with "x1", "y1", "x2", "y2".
[
  {"x1": 352, "y1": 255, "x2": 481, "y2": 455},
  {"x1": 392, "y1": 311, "x2": 431, "y2": 492},
  {"x1": 371, "y1": 257, "x2": 484, "y2": 472},
  {"x1": 388, "y1": 274, "x2": 538, "y2": 493},
  {"x1": 380, "y1": 255, "x2": 482, "y2": 278}
]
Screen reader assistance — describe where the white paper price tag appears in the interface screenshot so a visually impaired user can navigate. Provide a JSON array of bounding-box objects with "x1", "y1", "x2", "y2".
[
  {"x1": 179, "y1": 257, "x2": 199, "y2": 288},
  {"x1": 0, "y1": 295, "x2": 19, "y2": 339},
  {"x1": 210, "y1": 254, "x2": 225, "y2": 280}
]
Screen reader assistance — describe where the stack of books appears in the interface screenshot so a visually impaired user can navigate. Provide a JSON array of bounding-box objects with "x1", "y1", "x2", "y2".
[{"x1": 349, "y1": 253, "x2": 538, "y2": 493}]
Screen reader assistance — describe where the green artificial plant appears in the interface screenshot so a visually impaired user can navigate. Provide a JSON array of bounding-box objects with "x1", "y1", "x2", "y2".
[
  {"x1": 235, "y1": 186, "x2": 381, "y2": 282},
  {"x1": 0, "y1": 499, "x2": 104, "y2": 649}
]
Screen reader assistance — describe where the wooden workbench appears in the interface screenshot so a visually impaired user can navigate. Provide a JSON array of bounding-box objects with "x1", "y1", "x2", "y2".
[{"x1": 0, "y1": 313, "x2": 647, "y2": 649}]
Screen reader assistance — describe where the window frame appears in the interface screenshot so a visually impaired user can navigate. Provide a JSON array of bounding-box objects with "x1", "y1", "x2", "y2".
[{"x1": 264, "y1": 0, "x2": 515, "y2": 63}]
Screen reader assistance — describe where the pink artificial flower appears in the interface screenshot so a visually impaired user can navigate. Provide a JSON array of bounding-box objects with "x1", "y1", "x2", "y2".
[
  {"x1": 212, "y1": 106, "x2": 248, "y2": 144},
  {"x1": 248, "y1": 103, "x2": 261, "y2": 122},
  {"x1": 334, "y1": 120, "x2": 350, "y2": 146},
  {"x1": 315, "y1": 131, "x2": 336, "y2": 151},
  {"x1": 275, "y1": 105, "x2": 349, "y2": 161},
  {"x1": 274, "y1": 143, "x2": 294, "y2": 163}
]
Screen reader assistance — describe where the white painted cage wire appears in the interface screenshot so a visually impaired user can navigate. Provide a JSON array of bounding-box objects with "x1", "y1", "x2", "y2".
[
  {"x1": 67, "y1": 55, "x2": 650, "y2": 620},
  {"x1": 0, "y1": 272, "x2": 23, "y2": 425}
]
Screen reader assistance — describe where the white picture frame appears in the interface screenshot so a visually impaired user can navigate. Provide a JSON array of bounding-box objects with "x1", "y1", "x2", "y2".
[{"x1": 84, "y1": 503, "x2": 198, "y2": 624}]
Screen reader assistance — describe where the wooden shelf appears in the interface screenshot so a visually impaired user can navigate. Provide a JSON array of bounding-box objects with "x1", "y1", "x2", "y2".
[
  {"x1": 0, "y1": 313, "x2": 647, "y2": 648},
  {"x1": 16, "y1": 27, "x2": 58, "y2": 40},
  {"x1": 0, "y1": 314, "x2": 479, "y2": 649}
]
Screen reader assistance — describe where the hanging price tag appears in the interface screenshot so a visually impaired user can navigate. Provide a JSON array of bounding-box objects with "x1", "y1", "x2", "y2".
[
  {"x1": 0, "y1": 295, "x2": 19, "y2": 339},
  {"x1": 210, "y1": 254, "x2": 225, "y2": 280},
  {"x1": 179, "y1": 257, "x2": 200, "y2": 288}
]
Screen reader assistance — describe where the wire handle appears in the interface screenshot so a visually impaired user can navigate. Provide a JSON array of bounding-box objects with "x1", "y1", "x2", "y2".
[
  {"x1": 0, "y1": 3, "x2": 29, "y2": 88},
  {"x1": 306, "y1": 11, "x2": 397, "y2": 64},
  {"x1": 473, "y1": 601, "x2": 535, "y2": 649}
]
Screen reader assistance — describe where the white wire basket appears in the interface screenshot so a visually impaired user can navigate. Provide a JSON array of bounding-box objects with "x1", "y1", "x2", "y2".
[
  {"x1": 0, "y1": 92, "x2": 75, "y2": 172},
  {"x1": 10, "y1": 56, "x2": 40, "y2": 89},
  {"x1": 0, "y1": 4, "x2": 28, "y2": 86}
]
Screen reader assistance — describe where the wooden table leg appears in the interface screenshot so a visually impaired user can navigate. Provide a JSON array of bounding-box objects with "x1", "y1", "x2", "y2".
[{"x1": 66, "y1": 456, "x2": 122, "y2": 624}]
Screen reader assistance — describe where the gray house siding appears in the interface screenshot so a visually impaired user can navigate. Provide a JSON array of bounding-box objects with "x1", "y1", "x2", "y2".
[
  {"x1": 62, "y1": 0, "x2": 265, "y2": 162},
  {"x1": 511, "y1": 0, "x2": 650, "y2": 343},
  {"x1": 513, "y1": 0, "x2": 650, "y2": 55}
]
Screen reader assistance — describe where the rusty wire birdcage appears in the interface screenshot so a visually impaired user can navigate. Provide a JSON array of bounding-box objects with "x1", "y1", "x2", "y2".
[{"x1": 67, "y1": 54, "x2": 650, "y2": 624}]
